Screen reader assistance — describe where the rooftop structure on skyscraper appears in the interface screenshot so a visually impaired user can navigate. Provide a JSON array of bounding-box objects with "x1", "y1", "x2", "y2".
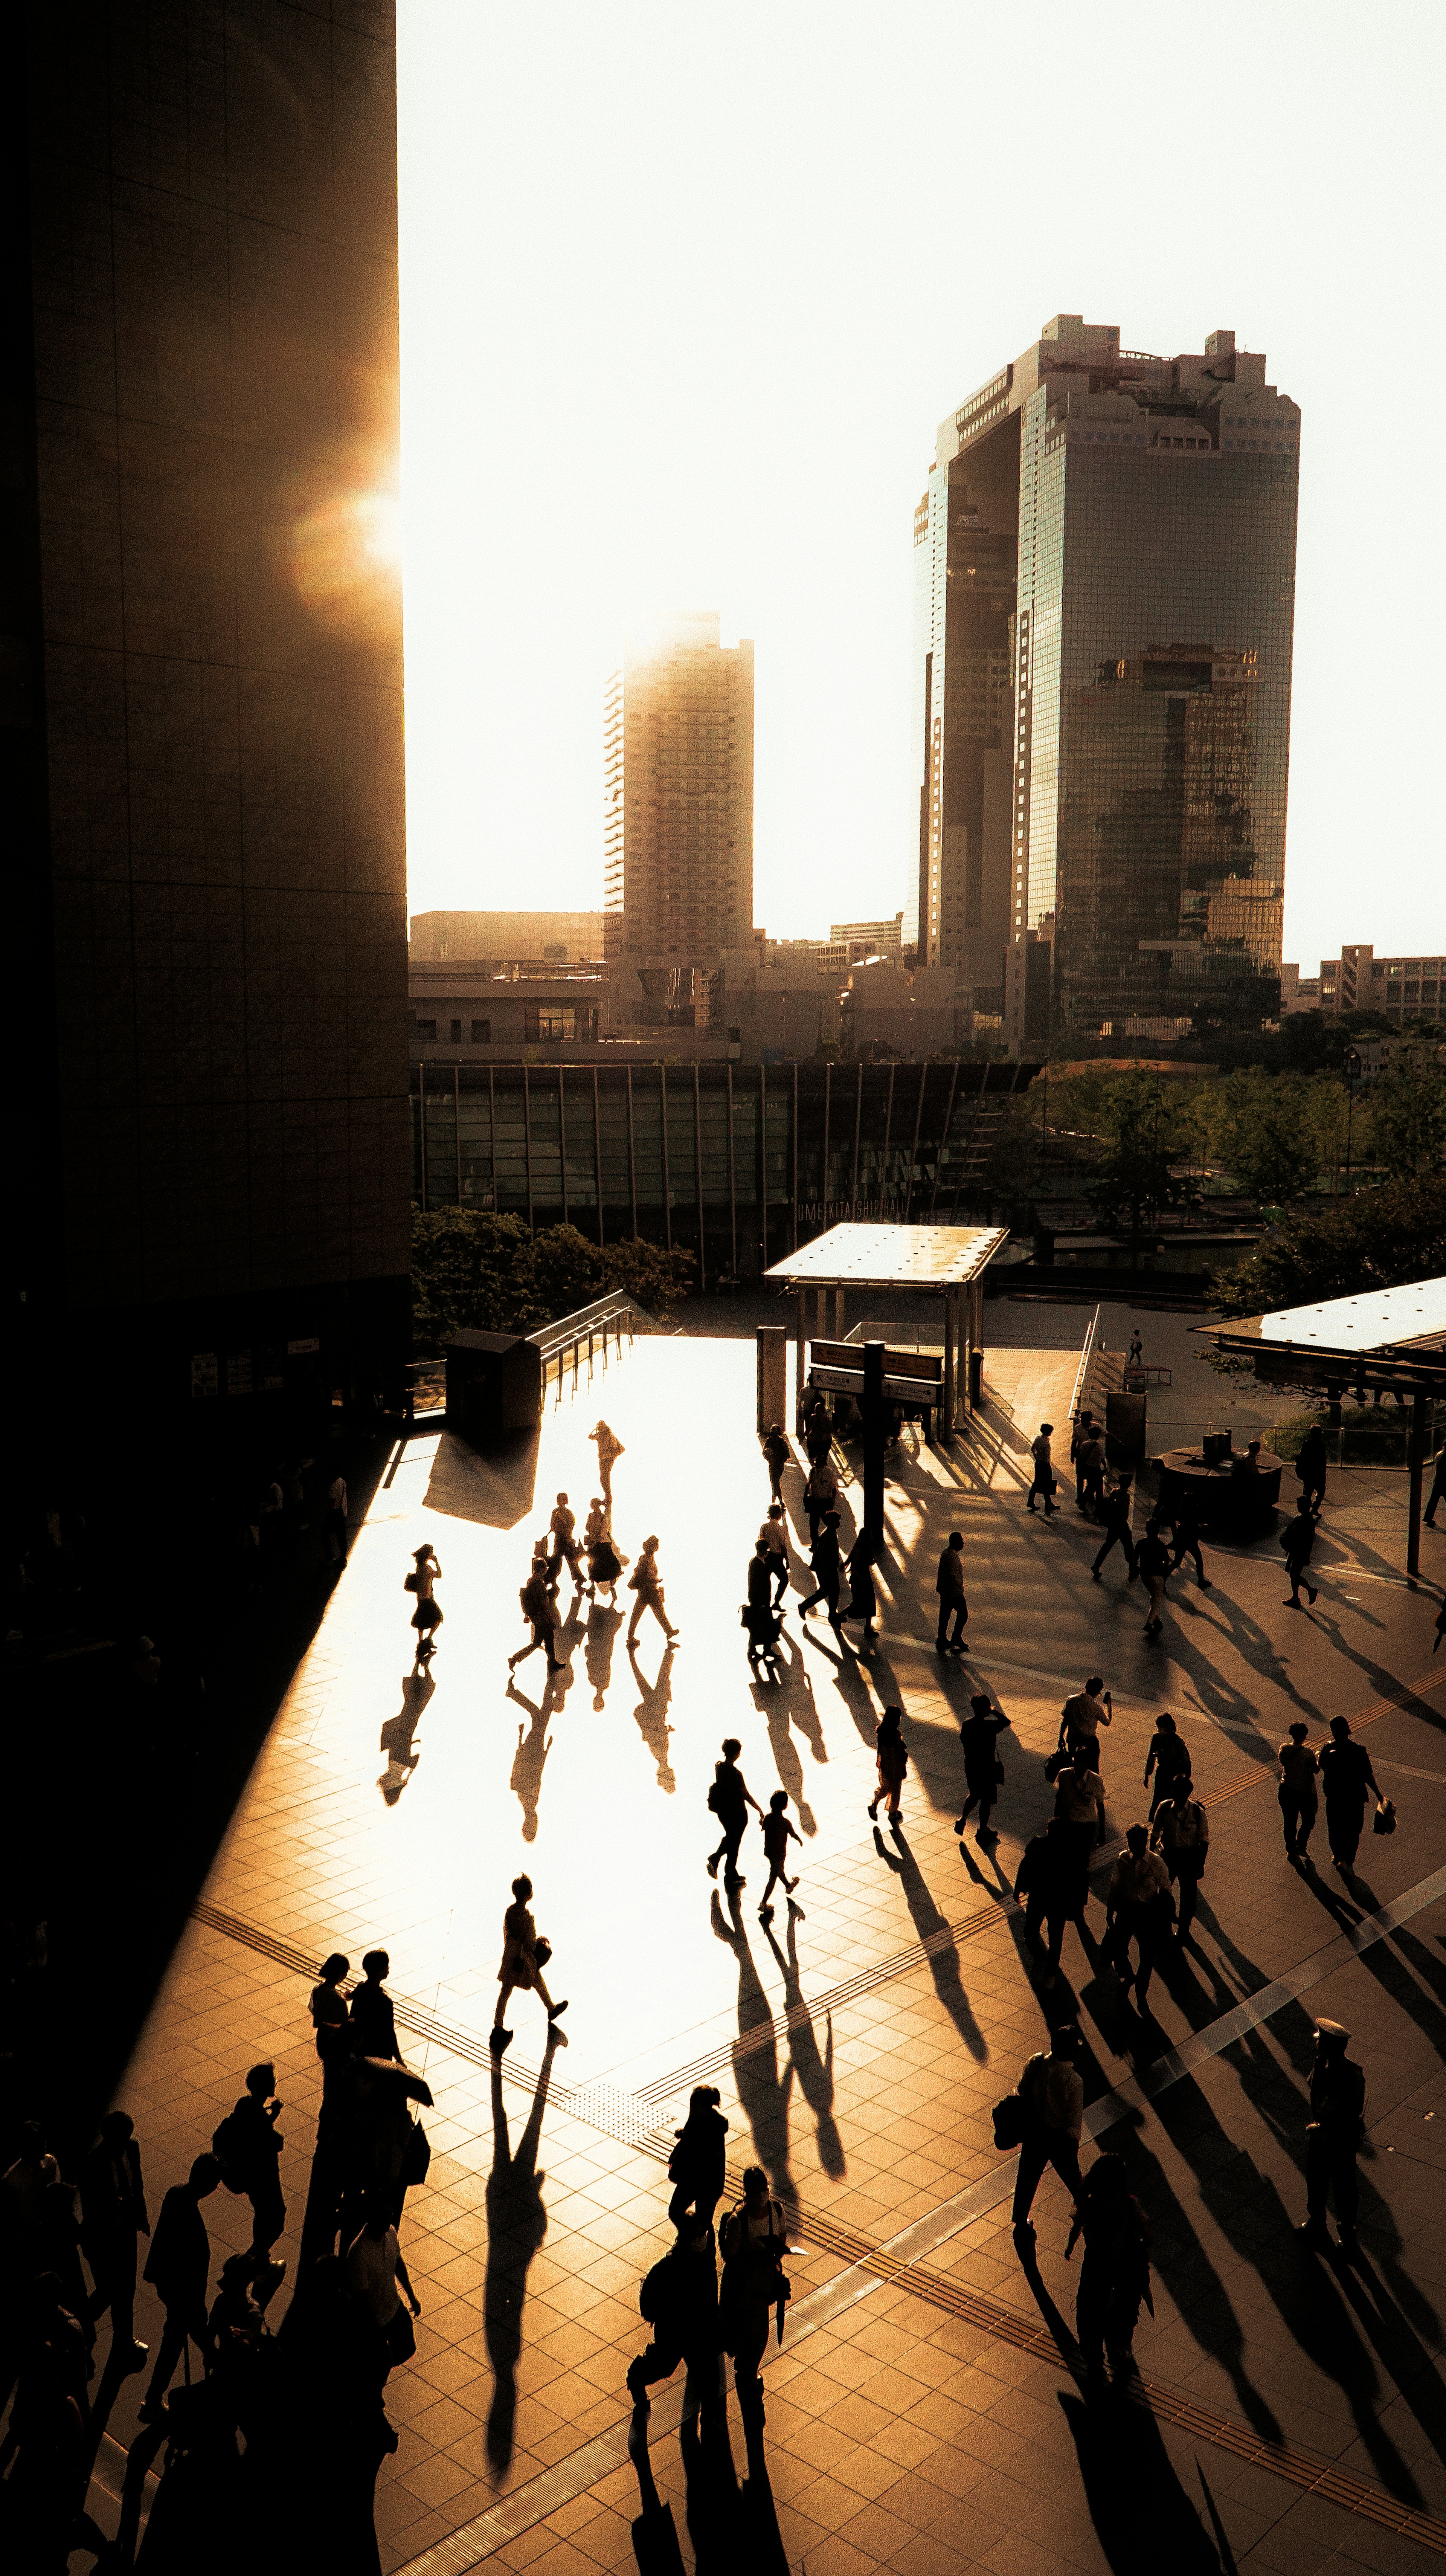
[{"x1": 912, "y1": 316, "x2": 1300, "y2": 1051}]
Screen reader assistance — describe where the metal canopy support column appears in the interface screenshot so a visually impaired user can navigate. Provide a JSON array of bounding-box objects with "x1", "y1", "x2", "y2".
[
  {"x1": 862, "y1": 1340, "x2": 885, "y2": 1541},
  {"x1": 1407, "y1": 1393, "x2": 1430, "y2": 1580},
  {"x1": 942, "y1": 1288, "x2": 955, "y2": 1438}
]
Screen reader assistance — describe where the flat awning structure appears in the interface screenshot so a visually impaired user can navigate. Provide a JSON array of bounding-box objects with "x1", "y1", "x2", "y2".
[
  {"x1": 1194, "y1": 1273, "x2": 1446, "y2": 1575},
  {"x1": 764, "y1": 1222, "x2": 1011, "y2": 1431}
]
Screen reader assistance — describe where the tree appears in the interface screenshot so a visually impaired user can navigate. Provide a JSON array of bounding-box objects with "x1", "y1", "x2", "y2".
[
  {"x1": 409, "y1": 1209, "x2": 695, "y2": 1354},
  {"x1": 1086, "y1": 1079, "x2": 1198, "y2": 1239},
  {"x1": 1220, "y1": 1072, "x2": 1321, "y2": 1206},
  {"x1": 1369, "y1": 1055, "x2": 1446, "y2": 1181},
  {"x1": 1209, "y1": 1172, "x2": 1446, "y2": 1318}
]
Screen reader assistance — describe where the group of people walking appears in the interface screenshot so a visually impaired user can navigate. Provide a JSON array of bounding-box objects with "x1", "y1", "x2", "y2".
[{"x1": 626, "y1": 2093, "x2": 790, "y2": 2433}]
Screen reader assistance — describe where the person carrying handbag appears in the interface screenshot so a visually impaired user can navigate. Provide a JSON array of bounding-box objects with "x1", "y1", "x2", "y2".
[
  {"x1": 405, "y1": 1544, "x2": 442, "y2": 1658},
  {"x1": 490, "y1": 1874, "x2": 568, "y2": 2054},
  {"x1": 509, "y1": 1554, "x2": 564, "y2": 1675},
  {"x1": 718, "y1": 2166, "x2": 790, "y2": 2423},
  {"x1": 627, "y1": 1536, "x2": 679, "y2": 1646},
  {"x1": 1026, "y1": 1423, "x2": 1057, "y2": 1516},
  {"x1": 956, "y1": 1693, "x2": 1009, "y2": 1843}
]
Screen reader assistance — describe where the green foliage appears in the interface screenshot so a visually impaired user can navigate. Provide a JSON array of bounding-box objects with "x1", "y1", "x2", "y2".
[
  {"x1": 1369, "y1": 1055, "x2": 1446, "y2": 1180},
  {"x1": 1208, "y1": 1172, "x2": 1446, "y2": 1318},
  {"x1": 1218, "y1": 1070, "x2": 1322, "y2": 1205},
  {"x1": 410, "y1": 1210, "x2": 695, "y2": 1355},
  {"x1": 1084, "y1": 1078, "x2": 1200, "y2": 1236}
]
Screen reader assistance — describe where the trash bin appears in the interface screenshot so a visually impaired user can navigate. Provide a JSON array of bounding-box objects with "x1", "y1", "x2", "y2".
[
  {"x1": 968, "y1": 1347, "x2": 984, "y2": 1409},
  {"x1": 445, "y1": 1331, "x2": 543, "y2": 1450}
]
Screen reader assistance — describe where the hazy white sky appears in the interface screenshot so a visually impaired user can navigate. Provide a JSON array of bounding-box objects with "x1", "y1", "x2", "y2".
[{"x1": 397, "y1": 0, "x2": 1445, "y2": 963}]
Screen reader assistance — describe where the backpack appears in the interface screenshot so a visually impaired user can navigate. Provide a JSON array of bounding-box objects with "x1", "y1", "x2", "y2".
[
  {"x1": 639, "y1": 2255, "x2": 674, "y2": 2324},
  {"x1": 211, "y1": 2107, "x2": 252, "y2": 2195},
  {"x1": 707, "y1": 1779, "x2": 723, "y2": 1814}
]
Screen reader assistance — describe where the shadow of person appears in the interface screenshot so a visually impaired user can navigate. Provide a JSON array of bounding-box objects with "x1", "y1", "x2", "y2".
[
  {"x1": 1058, "y1": 2387, "x2": 1234, "y2": 2572},
  {"x1": 874, "y1": 1824, "x2": 987, "y2": 2061},
  {"x1": 753, "y1": 1640, "x2": 818, "y2": 1836},
  {"x1": 484, "y1": 2033, "x2": 559, "y2": 2472},
  {"x1": 378, "y1": 1664, "x2": 435, "y2": 1804},
  {"x1": 628, "y1": 1643, "x2": 677, "y2": 1791},
  {"x1": 1110, "y1": 2130, "x2": 1285, "y2": 2446},
  {"x1": 1333, "y1": 2239, "x2": 1446, "y2": 2469},
  {"x1": 626, "y1": 2403, "x2": 686, "y2": 2574},
  {"x1": 680, "y1": 2402, "x2": 790, "y2": 2576},
  {"x1": 761, "y1": 1910, "x2": 845, "y2": 2179},
  {"x1": 584, "y1": 1601, "x2": 623, "y2": 1710},
  {"x1": 711, "y1": 1889, "x2": 795, "y2": 2199},
  {"x1": 506, "y1": 1680, "x2": 556, "y2": 1841}
]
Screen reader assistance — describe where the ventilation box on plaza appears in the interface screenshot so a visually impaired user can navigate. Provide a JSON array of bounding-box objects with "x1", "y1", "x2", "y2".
[{"x1": 445, "y1": 1333, "x2": 544, "y2": 1449}]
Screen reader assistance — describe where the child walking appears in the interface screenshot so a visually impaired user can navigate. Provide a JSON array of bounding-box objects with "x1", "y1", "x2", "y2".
[{"x1": 758, "y1": 1791, "x2": 802, "y2": 1922}]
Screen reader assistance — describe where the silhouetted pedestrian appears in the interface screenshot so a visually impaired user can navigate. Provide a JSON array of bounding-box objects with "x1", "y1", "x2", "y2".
[
  {"x1": 758, "y1": 1503, "x2": 790, "y2": 1605},
  {"x1": 1070, "y1": 1409, "x2": 1097, "y2": 1510},
  {"x1": 510, "y1": 1553, "x2": 564, "y2": 1674},
  {"x1": 1425, "y1": 1442, "x2": 1445, "y2": 1530},
  {"x1": 218, "y1": 2063, "x2": 286, "y2": 2279},
  {"x1": 1010, "y1": 2027, "x2": 1083, "y2": 2239},
  {"x1": 139, "y1": 2154, "x2": 220, "y2": 2420},
  {"x1": 1167, "y1": 1497, "x2": 1211, "y2": 1588},
  {"x1": 349, "y1": 1950, "x2": 401, "y2": 2061},
  {"x1": 1061, "y1": 1676, "x2": 1111, "y2": 1772},
  {"x1": 744, "y1": 1542, "x2": 782, "y2": 1670},
  {"x1": 1150, "y1": 1783, "x2": 1209, "y2": 1940},
  {"x1": 956, "y1": 1693, "x2": 1008, "y2": 1841},
  {"x1": 310, "y1": 1953, "x2": 351, "y2": 2049},
  {"x1": 1137, "y1": 1521, "x2": 1170, "y2": 1637},
  {"x1": 1104, "y1": 1826, "x2": 1172, "y2": 2010},
  {"x1": 1013, "y1": 1817, "x2": 1073, "y2": 1986},
  {"x1": 584, "y1": 1498, "x2": 623, "y2": 1602},
  {"x1": 346, "y1": 2201, "x2": 421, "y2": 2376},
  {"x1": 1297, "y1": 1423, "x2": 1328, "y2": 1519},
  {"x1": 840, "y1": 1527, "x2": 879, "y2": 1643},
  {"x1": 1277, "y1": 1721, "x2": 1319, "y2": 1860},
  {"x1": 1054, "y1": 1762, "x2": 1106, "y2": 1922},
  {"x1": 627, "y1": 2219, "x2": 721, "y2": 2421},
  {"x1": 935, "y1": 1531, "x2": 968, "y2": 1652},
  {"x1": 591, "y1": 1419, "x2": 624, "y2": 1505},
  {"x1": 405, "y1": 1542, "x2": 443, "y2": 1657},
  {"x1": 867, "y1": 1704, "x2": 908, "y2": 1823},
  {"x1": 706, "y1": 1738, "x2": 762, "y2": 1884},
  {"x1": 1091, "y1": 1476, "x2": 1136, "y2": 1580},
  {"x1": 79, "y1": 2111, "x2": 150, "y2": 2368},
  {"x1": 1128, "y1": 1330, "x2": 1144, "y2": 1367},
  {"x1": 761, "y1": 1422, "x2": 790, "y2": 1504},
  {"x1": 1281, "y1": 1497, "x2": 1319, "y2": 1607},
  {"x1": 1296, "y1": 2018, "x2": 1365, "y2": 2256},
  {"x1": 327, "y1": 1468, "x2": 349, "y2": 1568},
  {"x1": 627, "y1": 1535, "x2": 678, "y2": 1645},
  {"x1": 1142, "y1": 1712, "x2": 1190, "y2": 1816},
  {"x1": 666, "y1": 2086, "x2": 729, "y2": 2232},
  {"x1": 490, "y1": 1875, "x2": 567, "y2": 2054},
  {"x1": 798, "y1": 1510, "x2": 842, "y2": 1626},
  {"x1": 804, "y1": 1400, "x2": 833, "y2": 1467},
  {"x1": 1066, "y1": 2152, "x2": 1152, "y2": 2376},
  {"x1": 718, "y1": 2168, "x2": 789, "y2": 2425},
  {"x1": 804, "y1": 1454, "x2": 838, "y2": 1543},
  {"x1": 1077, "y1": 1426, "x2": 1107, "y2": 1521},
  {"x1": 547, "y1": 1493, "x2": 585, "y2": 1595},
  {"x1": 758, "y1": 1791, "x2": 802, "y2": 1921},
  {"x1": 1319, "y1": 1715, "x2": 1380, "y2": 1872},
  {"x1": 1026, "y1": 1422, "x2": 1057, "y2": 1515}
]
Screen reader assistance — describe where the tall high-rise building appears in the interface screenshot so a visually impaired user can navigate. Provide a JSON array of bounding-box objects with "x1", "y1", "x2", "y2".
[
  {"x1": 7, "y1": 5, "x2": 410, "y2": 1446},
  {"x1": 912, "y1": 316, "x2": 1300, "y2": 1048},
  {"x1": 604, "y1": 614, "x2": 754, "y2": 971}
]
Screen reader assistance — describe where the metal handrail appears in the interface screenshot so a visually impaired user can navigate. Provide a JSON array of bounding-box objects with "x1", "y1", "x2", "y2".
[
  {"x1": 526, "y1": 1292, "x2": 671, "y2": 1402},
  {"x1": 1068, "y1": 1302, "x2": 1106, "y2": 1426}
]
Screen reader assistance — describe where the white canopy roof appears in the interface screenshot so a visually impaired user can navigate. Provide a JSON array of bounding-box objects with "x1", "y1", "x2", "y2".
[
  {"x1": 1253, "y1": 1275, "x2": 1446, "y2": 1352},
  {"x1": 764, "y1": 1222, "x2": 1008, "y2": 1293}
]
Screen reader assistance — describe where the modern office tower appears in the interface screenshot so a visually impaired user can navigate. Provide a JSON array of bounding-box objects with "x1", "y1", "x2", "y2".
[
  {"x1": 913, "y1": 316, "x2": 1300, "y2": 1047},
  {"x1": 7, "y1": 8, "x2": 409, "y2": 1445},
  {"x1": 604, "y1": 615, "x2": 754, "y2": 985}
]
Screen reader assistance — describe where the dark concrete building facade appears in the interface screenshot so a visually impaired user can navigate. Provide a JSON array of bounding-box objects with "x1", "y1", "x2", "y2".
[{"x1": 6, "y1": 3, "x2": 410, "y2": 1433}]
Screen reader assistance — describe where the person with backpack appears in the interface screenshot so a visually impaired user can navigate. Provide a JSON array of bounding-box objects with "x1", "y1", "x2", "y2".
[
  {"x1": 214, "y1": 2064, "x2": 286, "y2": 2283},
  {"x1": 1277, "y1": 1721, "x2": 1319, "y2": 1860},
  {"x1": 666, "y1": 2086, "x2": 729, "y2": 2232},
  {"x1": 1142, "y1": 1713, "x2": 1190, "y2": 1817},
  {"x1": 139, "y1": 2154, "x2": 221, "y2": 2420},
  {"x1": 1319, "y1": 1715, "x2": 1381, "y2": 1872},
  {"x1": 1065, "y1": 2152, "x2": 1153, "y2": 2375},
  {"x1": 1281, "y1": 1496, "x2": 1319, "y2": 1608},
  {"x1": 1009, "y1": 2027, "x2": 1083, "y2": 2238},
  {"x1": 867, "y1": 1704, "x2": 908, "y2": 1824},
  {"x1": 956, "y1": 1692, "x2": 1010, "y2": 1843},
  {"x1": 758, "y1": 1791, "x2": 802, "y2": 1922},
  {"x1": 1297, "y1": 2018, "x2": 1366, "y2": 2256},
  {"x1": 706, "y1": 1738, "x2": 763, "y2": 1885},
  {"x1": 760, "y1": 1422, "x2": 790, "y2": 1506},
  {"x1": 718, "y1": 2167, "x2": 789, "y2": 2422},
  {"x1": 509, "y1": 1552, "x2": 564, "y2": 1675},
  {"x1": 625, "y1": 2218, "x2": 721, "y2": 2419},
  {"x1": 489, "y1": 1875, "x2": 567, "y2": 2054},
  {"x1": 404, "y1": 1543, "x2": 442, "y2": 1658},
  {"x1": 1091, "y1": 1476, "x2": 1136, "y2": 1581},
  {"x1": 1150, "y1": 1782, "x2": 1210, "y2": 1940}
]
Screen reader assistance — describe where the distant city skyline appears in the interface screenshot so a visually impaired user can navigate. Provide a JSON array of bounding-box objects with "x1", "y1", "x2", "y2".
[{"x1": 396, "y1": 3, "x2": 1445, "y2": 960}]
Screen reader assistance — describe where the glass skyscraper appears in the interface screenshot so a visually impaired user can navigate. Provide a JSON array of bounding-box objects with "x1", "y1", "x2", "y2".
[{"x1": 913, "y1": 317, "x2": 1300, "y2": 1046}]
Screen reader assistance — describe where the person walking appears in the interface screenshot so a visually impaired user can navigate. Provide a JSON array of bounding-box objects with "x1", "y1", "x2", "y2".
[
  {"x1": 1297, "y1": 1423, "x2": 1329, "y2": 1520},
  {"x1": 79, "y1": 2112, "x2": 151, "y2": 2370},
  {"x1": 956, "y1": 1692, "x2": 1009, "y2": 1842},
  {"x1": 1013, "y1": 1817, "x2": 1074, "y2": 1987},
  {"x1": 510, "y1": 1554, "x2": 564, "y2": 1674},
  {"x1": 139, "y1": 2154, "x2": 221, "y2": 2420},
  {"x1": 1077, "y1": 1427, "x2": 1108, "y2": 1523},
  {"x1": 1070, "y1": 1409, "x2": 1097, "y2": 1512},
  {"x1": 706, "y1": 1738, "x2": 763, "y2": 1884},
  {"x1": 839, "y1": 1527, "x2": 879, "y2": 1644},
  {"x1": 804, "y1": 1454, "x2": 839, "y2": 1544},
  {"x1": 1104, "y1": 1827, "x2": 1173, "y2": 2010},
  {"x1": 1319, "y1": 1716, "x2": 1381, "y2": 1872},
  {"x1": 584, "y1": 1499, "x2": 624, "y2": 1604},
  {"x1": 803, "y1": 1401, "x2": 834, "y2": 1469},
  {"x1": 1281, "y1": 1496, "x2": 1319, "y2": 1607},
  {"x1": 309, "y1": 1952, "x2": 350, "y2": 2047},
  {"x1": 346, "y1": 2200, "x2": 422, "y2": 2375},
  {"x1": 1136, "y1": 1520, "x2": 1171, "y2": 1638},
  {"x1": 1150, "y1": 1783, "x2": 1210, "y2": 1941},
  {"x1": 627, "y1": 2219, "x2": 721, "y2": 2419},
  {"x1": 758, "y1": 1791, "x2": 802, "y2": 1922},
  {"x1": 935, "y1": 1531, "x2": 969, "y2": 1653},
  {"x1": 626, "y1": 1535, "x2": 678, "y2": 1645},
  {"x1": 760, "y1": 1423, "x2": 791, "y2": 1506},
  {"x1": 590, "y1": 1420, "x2": 624, "y2": 1506},
  {"x1": 490, "y1": 1875, "x2": 567, "y2": 2053},
  {"x1": 1091, "y1": 1476, "x2": 1136, "y2": 1582},
  {"x1": 797, "y1": 1509, "x2": 844, "y2": 1625},
  {"x1": 547, "y1": 1493, "x2": 585, "y2": 1597},
  {"x1": 349, "y1": 1950, "x2": 402, "y2": 2061},
  {"x1": 867, "y1": 1705, "x2": 909, "y2": 1823},
  {"x1": 1065, "y1": 2153, "x2": 1153, "y2": 2377},
  {"x1": 666, "y1": 2087, "x2": 729, "y2": 2232},
  {"x1": 326, "y1": 1468, "x2": 349, "y2": 1570},
  {"x1": 1167, "y1": 1496, "x2": 1211, "y2": 1590},
  {"x1": 1010, "y1": 2027, "x2": 1084, "y2": 2241},
  {"x1": 1425, "y1": 1441, "x2": 1446, "y2": 1530},
  {"x1": 1054, "y1": 1762, "x2": 1106, "y2": 1921},
  {"x1": 1127, "y1": 1330, "x2": 1144, "y2": 1368},
  {"x1": 744, "y1": 1541, "x2": 782, "y2": 1670},
  {"x1": 1061, "y1": 1677, "x2": 1112, "y2": 1773},
  {"x1": 1026, "y1": 1422, "x2": 1057, "y2": 1516},
  {"x1": 718, "y1": 2168, "x2": 790, "y2": 2425},
  {"x1": 1142, "y1": 1713, "x2": 1191, "y2": 1817},
  {"x1": 220, "y1": 2064, "x2": 287, "y2": 2278},
  {"x1": 758, "y1": 1503, "x2": 790, "y2": 1607},
  {"x1": 405, "y1": 1543, "x2": 443, "y2": 1658},
  {"x1": 1297, "y1": 2019, "x2": 1366, "y2": 2257},
  {"x1": 1277, "y1": 1722, "x2": 1319, "y2": 1861}
]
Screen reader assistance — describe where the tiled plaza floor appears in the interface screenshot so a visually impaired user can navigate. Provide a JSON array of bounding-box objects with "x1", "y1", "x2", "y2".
[{"x1": 78, "y1": 1327, "x2": 1446, "y2": 2573}]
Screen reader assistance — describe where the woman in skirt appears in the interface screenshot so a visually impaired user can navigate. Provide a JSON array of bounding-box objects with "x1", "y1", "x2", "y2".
[{"x1": 407, "y1": 1544, "x2": 442, "y2": 1658}]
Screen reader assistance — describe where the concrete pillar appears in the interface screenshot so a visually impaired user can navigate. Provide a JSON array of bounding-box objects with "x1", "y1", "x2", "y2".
[
  {"x1": 795, "y1": 1289, "x2": 808, "y2": 1431},
  {"x1": 756, "y1": 1325, "x2": 788, "y2": 1436},
  {"x1": 942, "y1": 1290, "x2": 956, "y2": 1438},
  {"x1": 863, "y1": 1341, "x2": 885, "y2": 1541},
  {"x1": 1407, "y1": 1392, "x2": 1429, "y2": 1580}
]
